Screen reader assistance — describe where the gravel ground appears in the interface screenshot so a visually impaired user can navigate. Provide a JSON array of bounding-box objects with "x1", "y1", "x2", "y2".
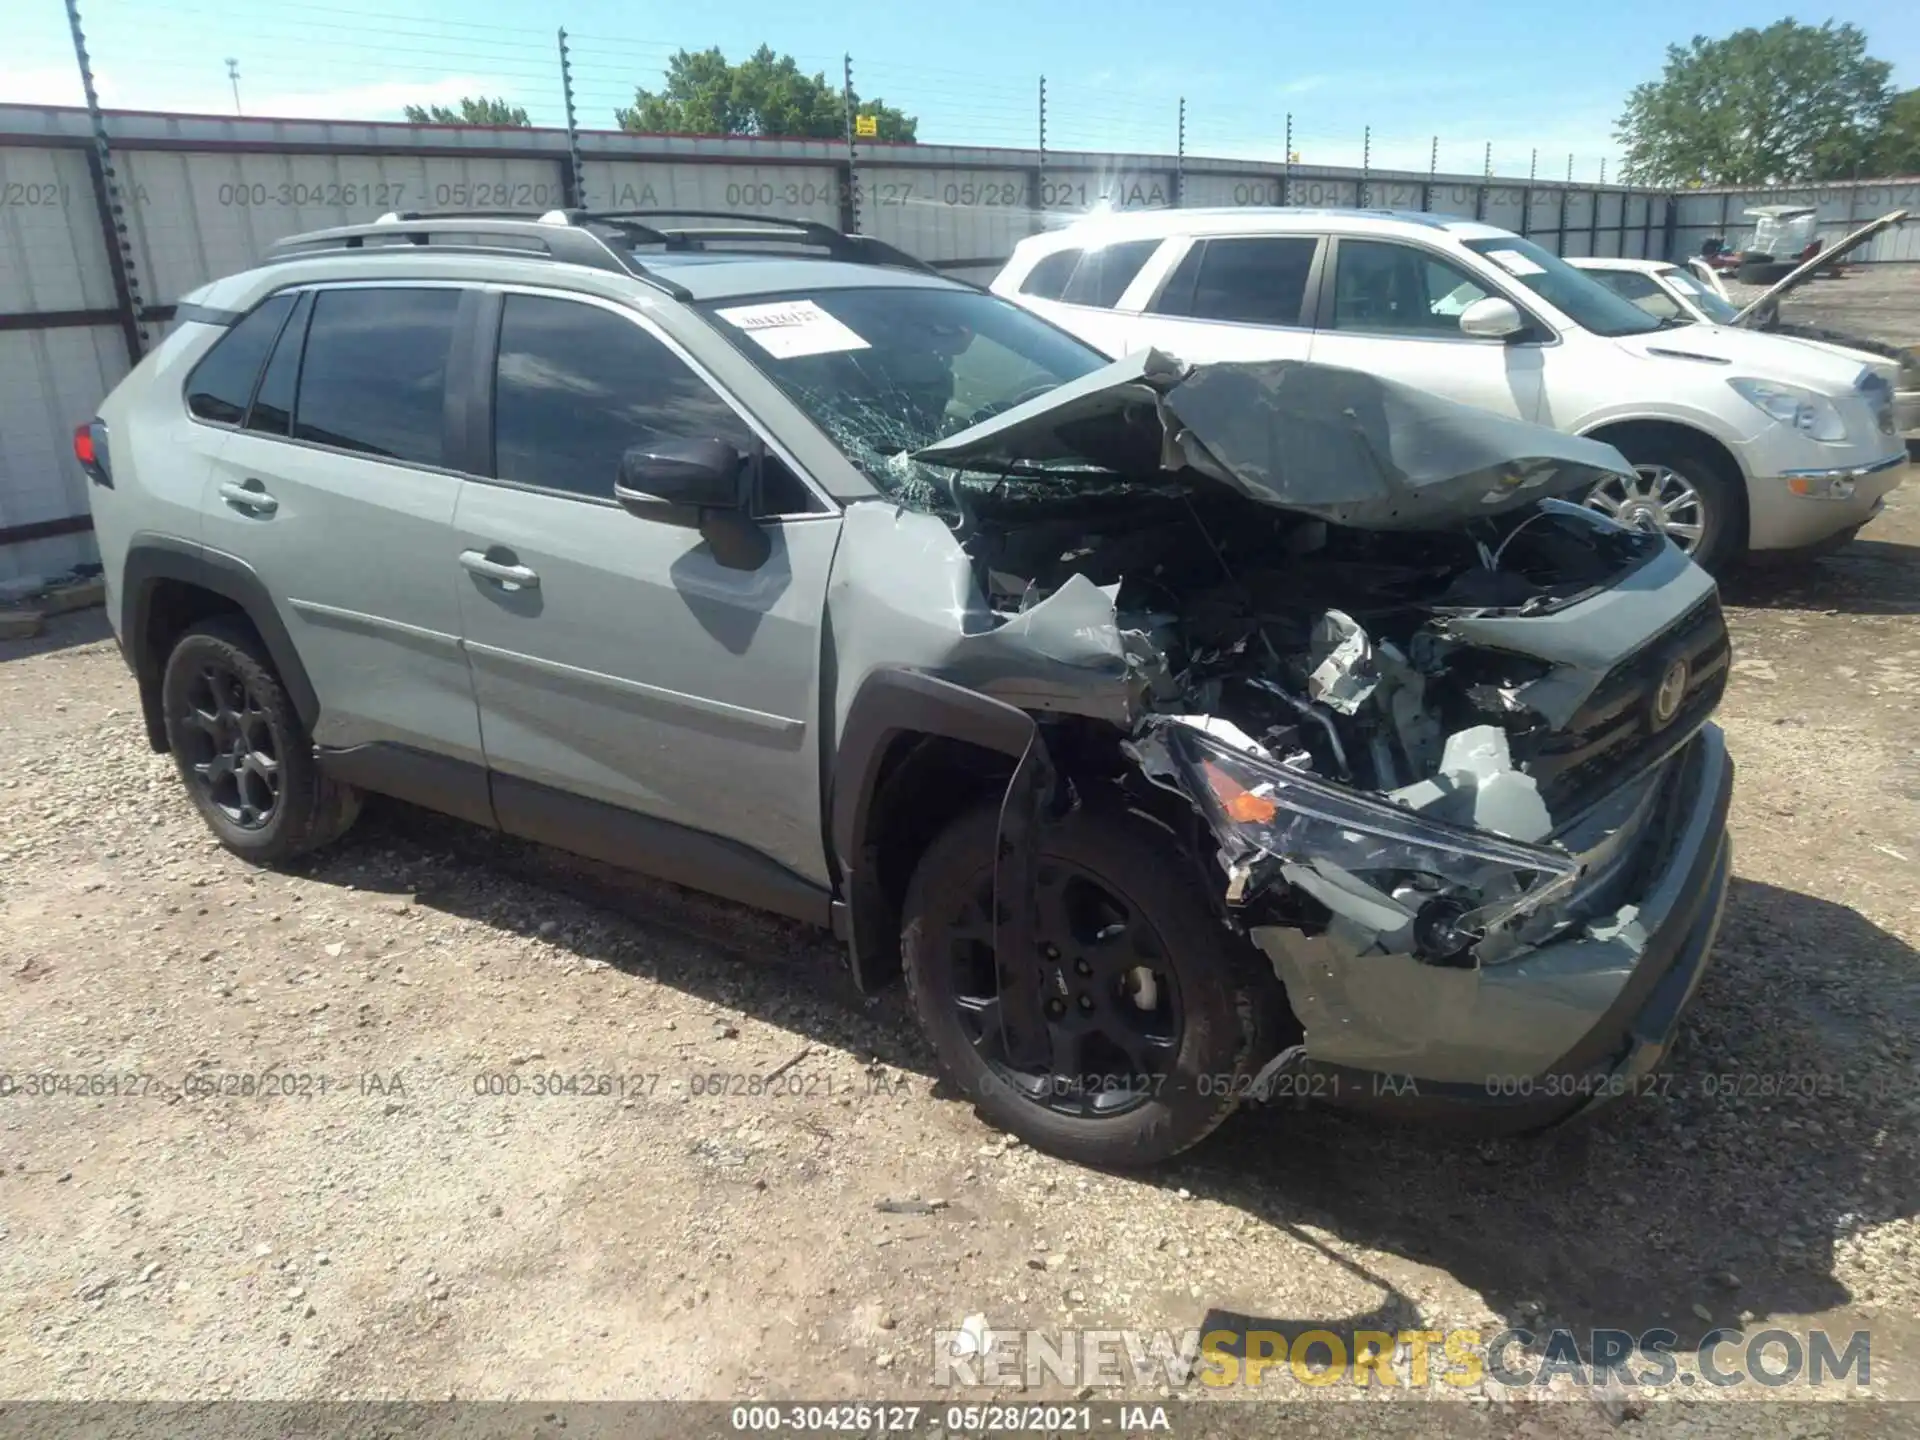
[{"x1": 2, "y1": 488, "x2": 1917, "y2": 1434}]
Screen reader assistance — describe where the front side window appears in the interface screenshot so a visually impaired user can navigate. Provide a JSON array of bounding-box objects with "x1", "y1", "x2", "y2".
[
  {"x1": 492, "y1": 294, "x2": 762, "y2": 502},
  {"x1": 1154, "y1": 236, "x2": 1318, "y2": 326},
  {"x1": 294, "y1": 288, "x2": 461, "y2": 465},
  {"x1": 1329, "y1": 240, "x2": 1495, "y2": 336},
  {"x1": 184, "y1": 293, "x2": 296, "y2": 424},
  {"x1": 1463, "y1": 235, "x2": 1664, "y2": 337},
  {"x1": 701, "y1": 285, "x2": 1108, "y2": 506}
]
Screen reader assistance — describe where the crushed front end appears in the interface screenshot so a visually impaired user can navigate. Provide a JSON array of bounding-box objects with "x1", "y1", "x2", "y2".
[{"x1": 884, "y1": 352, "x2": 1737, "y2": 1127}]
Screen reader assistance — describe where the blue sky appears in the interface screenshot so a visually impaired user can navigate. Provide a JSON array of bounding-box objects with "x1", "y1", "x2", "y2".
[{"x1": 5, "y1": 0, "x2": 1917, "y2": 177}]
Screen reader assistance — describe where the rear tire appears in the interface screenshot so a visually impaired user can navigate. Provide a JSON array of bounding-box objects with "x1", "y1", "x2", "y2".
[
  {"x1": 160, "y1": 616, "x2": 360, "y2": 863},
  {"x1": 901, "y1": 801, "x2": 1281, "y2": 1167}
]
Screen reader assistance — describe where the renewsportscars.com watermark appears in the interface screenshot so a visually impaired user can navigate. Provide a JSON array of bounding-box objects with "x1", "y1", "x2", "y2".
[{"x1": 932, "y1": 1324, "x2": 1872, "y2": 1391}]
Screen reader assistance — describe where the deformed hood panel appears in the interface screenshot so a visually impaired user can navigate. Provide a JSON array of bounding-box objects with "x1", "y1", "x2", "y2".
[{"x1": 914, "y1": 351, "x2": 1635, "y2": 529}]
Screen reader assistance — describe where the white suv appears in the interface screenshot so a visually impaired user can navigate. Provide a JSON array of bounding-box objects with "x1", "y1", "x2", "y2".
[{"x1": 993, "y1": 208, "x2": 1909, "y2": 571}]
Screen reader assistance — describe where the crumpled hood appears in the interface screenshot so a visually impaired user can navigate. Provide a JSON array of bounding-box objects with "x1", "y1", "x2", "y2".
[
  {"x1": 1615, "y1": 323, "x2": 1871, "y2": 391},
  {"x1": 913, "y1": 350, "x2": 1635, "y2": 530}
]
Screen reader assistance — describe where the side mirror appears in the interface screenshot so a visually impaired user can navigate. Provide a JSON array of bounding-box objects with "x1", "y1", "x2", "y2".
[
  {"x1": 615, "y1": 438, "x2": 746, "y2": 516},
  {"x1": 1458, "y1": 296, "x2": 1527, "y2": 340}
]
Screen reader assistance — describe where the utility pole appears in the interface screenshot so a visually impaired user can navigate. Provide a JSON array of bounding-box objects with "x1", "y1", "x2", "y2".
[{"x1": 225, "y1": 57, "x2": 241, "y2": 116}]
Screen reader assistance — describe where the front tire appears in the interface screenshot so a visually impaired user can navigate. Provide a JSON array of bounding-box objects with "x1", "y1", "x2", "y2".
[
  {"x1": 160, "y1": 616, "x2": 360, "y2": 862},
  {"x1": 1584, "y1": 439, "x2": 1746, "y2": 574},
  {"x1": 901, "y1": 802, "x2": 1278, "y2": 1167}
]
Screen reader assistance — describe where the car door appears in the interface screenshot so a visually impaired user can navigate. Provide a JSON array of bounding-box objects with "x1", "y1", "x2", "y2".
[
  {"x1": 1307, "y1": 237, "x2": 1546, "y2": 421},
  {"x1": 451, "y1": 289, "x2": 839, "y2": 896},
  {"x1": 1115, "y1": 234, "x2": 1323, "y2": 361},
  {"x1": 199, "y1": 283, "x2": 487, "y2": 795}
]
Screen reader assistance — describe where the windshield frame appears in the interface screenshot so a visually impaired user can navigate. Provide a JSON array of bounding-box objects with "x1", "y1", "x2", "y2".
[
  {"x1": 1462, "y1": 236, "x2": 1667, "y2": 338},
  {"x1": 693, "y1": 281, "x2": 1122, "y2": 509}
]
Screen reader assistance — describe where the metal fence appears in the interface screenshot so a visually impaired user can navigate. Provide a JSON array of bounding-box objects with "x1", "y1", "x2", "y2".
[{"x1": 0, "y1": 102, "x2": 1688, "y2": 581}]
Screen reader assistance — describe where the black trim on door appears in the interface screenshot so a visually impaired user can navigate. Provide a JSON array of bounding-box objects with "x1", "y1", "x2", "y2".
[
  {"x1": 491, "y1": 773, "x2": 832, "y2": 926},
  {"x1": 315, "y1": 742, "x2": 498, "y2": 829},
  {"x1": 444, "y1": 288, "x2": 497, "y2": 479}
]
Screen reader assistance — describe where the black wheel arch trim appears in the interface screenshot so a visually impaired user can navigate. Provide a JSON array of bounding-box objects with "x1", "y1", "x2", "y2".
[
  {"x1": 830, "y1": 666, "x2": 1056, "y2": 1054},
  {"x1": 122, "y1": 535, "x2": 320, "y2": 752}
]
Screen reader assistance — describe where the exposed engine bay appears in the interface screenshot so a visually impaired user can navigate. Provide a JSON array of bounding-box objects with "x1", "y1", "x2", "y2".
[
  {"x1": 945, "y1": 478, "x2": 1729, "y2": 969},
  {"x1": 967, "y1": 483, "x2": 1711, "y2": 816}
]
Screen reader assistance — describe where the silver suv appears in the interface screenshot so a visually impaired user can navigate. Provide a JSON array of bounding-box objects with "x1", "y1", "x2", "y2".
[{"x1": 82, "y1": 210, "x2": 1733, "y2": 1166}]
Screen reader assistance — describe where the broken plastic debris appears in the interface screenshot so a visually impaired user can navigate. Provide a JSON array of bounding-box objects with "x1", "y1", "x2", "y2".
[
  {"x1": 1389, "y1": 725, "x2": 1553, "y2": 844},
  {"x1": 1307, "y1": 609, "x2": 1379, "y2": 715},
  {"x1": 952, "y1": 1313, "x2": 992, "y2": 1358}
]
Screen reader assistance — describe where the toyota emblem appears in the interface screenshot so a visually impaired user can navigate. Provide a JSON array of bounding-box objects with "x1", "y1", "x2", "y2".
[{"x1": 1651, "y1": 658, "x2": 1690, "y2": 730}]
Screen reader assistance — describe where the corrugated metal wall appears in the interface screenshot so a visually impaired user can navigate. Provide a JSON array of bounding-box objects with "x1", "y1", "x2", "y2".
[
  {"x1": 3, "y1": 100, "x2": 1907, "y2": 578},
  {"x1": 1672, "y1": 179, "x2": 1920, "y2": 266}
]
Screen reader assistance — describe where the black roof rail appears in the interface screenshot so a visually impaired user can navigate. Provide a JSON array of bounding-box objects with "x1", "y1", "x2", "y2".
[
  {"x1": 569, "y1": 209, "x2": 942, "y2": 276},
  {"x1": 265, "y1": 212, "x2": 694, "y2": 300}
]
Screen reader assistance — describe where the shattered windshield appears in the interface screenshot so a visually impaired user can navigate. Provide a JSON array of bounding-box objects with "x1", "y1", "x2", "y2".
[{"x1": 698, "y1": 286, "x2": 1111, "y2": 506}]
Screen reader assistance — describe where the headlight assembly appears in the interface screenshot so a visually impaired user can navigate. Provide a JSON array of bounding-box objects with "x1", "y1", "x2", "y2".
[
  {"x1": 1728, "y1": 377, "x2": 1847, "y2": 442},
  {"x1": 1132, "y1": 721, "x2": 1581, "y2": 963}
]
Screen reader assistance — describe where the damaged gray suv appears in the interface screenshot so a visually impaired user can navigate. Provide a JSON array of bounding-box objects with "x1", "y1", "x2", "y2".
[{"x1": 85, "y1": 211, "x2": 1732, "y2": 1166}]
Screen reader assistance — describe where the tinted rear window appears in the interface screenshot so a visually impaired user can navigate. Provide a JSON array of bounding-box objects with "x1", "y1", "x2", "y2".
[
  {"x1": 244, "y1": 293, "x2": 309, "y2": 437},
  {"x1": 184, "y1": 293, "x2": 296, "y2": 425},
  {"x1": 1153, "y1": 236, "x2": 1318, "y2": 325},
  {"x1": 1059, "y1": 239, "x2": 1161, "y2": 307},
  {"x1": 1019, "y1": 249, "x2": 1081, "y2": 300},
  {"x1": 293, "y1": 288, "x2": 461, "y2": 466}
]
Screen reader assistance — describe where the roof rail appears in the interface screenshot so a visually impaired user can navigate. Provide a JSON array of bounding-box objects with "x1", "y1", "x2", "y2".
[
  {"x1": 265, "y1": 212, "x2": 694, "y2": 299},
  {"x1": 566, "y1": 209, "x2": 942, "y2": 275}
]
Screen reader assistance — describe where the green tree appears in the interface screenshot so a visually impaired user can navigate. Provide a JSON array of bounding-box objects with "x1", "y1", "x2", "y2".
[
  {"x1": 1874, "y1": 88, "x2": 1920, "y2": 175},
  {"x1": 1615, "y1": 19, "x2": 1892, "y2": 184},
  {"x1": 404, "y1": 96, "x2": 531, "y2": 127},
  {"x1": 615, "y1": 45, "x2": 916, "y2": 141}
]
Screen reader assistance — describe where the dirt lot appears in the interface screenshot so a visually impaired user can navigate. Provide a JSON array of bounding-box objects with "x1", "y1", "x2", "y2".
[{"x1": 3, "y1": 504, "x2": 1918, "y2": 1429}]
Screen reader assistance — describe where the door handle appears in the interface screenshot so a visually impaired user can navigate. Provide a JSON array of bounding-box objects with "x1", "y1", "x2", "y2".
[
  {"x1": 218, "y1": 480, "x2": 278, "y2": 515},
  {"x1": 459, "y1": 549, "x2": 540, "y2": 590}
]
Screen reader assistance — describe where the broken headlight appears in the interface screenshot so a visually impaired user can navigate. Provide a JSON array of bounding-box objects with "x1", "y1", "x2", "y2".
[{"x1": 1134, "y1": 720, "x2": 1581, "y2": 962}]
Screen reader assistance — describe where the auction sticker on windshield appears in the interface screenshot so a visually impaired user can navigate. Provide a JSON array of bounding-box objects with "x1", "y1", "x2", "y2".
[
  {"x1": 1485, "y1": 249, "x2": 1547, "y2": 276},
  {"x1": 714, "y1": 299, "x2": 871, "y2": 358}
]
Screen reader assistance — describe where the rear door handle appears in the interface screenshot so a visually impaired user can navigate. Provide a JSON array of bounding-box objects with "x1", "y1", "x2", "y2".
[
  {"x1": 459, "y1": 549, "x2": 540, "y2": 590},
  {"x1": 218, "y1": 480, "x2": 278, "y2": 515}
]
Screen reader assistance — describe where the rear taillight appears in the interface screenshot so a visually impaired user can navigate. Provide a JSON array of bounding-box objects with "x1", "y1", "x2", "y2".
[{"x1": 75, "y1": 419, "x2": 111, "y2": 486}]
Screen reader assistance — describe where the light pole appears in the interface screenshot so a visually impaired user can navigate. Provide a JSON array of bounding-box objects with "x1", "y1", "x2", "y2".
[{"x1": 225, "y1": 57, "x2": 241, "y2": 115}]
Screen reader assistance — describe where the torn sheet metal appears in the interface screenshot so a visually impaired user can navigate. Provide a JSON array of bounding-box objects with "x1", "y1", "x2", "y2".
[
  {"x1": 1389, "y1": 725, "x2": 1553, "y2": 844},
  {"x1": 913, "y1": 350, "x2": 1635, "y2": 530},
  {"x1": 1306, "y1": 609, "x2": 1378, "y2": 715},
  {"x1": 825, "y1": 501, "x2": 1146, "y2": 735}
]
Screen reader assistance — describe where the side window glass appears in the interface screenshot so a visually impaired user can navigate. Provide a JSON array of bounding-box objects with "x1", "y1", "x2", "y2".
[
  {"x1": 1149, "y1": 242, "x2": 1206, "y2": 316},
  {"x1": 1019, "y1": 249, "x2": 1082, "y2": 300},
  {"x1": 493, "y1": 295, "x2": 806, "y2": 511},
  {"x1": 1059, "y1": 239, "x2": 1162, "y2": 308},
  {"x1": 294, "y1": 288, "x2": 460, "y2": 465},
  {"x1": 184, "y1": 293, "x2": 296, "y2": 425},
  {"x1": 244, "y1": 292, "x2": 310, "y2": 438},
  {"x1": 1331, "y1": 240, "x2": 1493, "y2": 335},
  {"x1": 1186, "y1": 237, "x2": 1318, "y2": 325}
]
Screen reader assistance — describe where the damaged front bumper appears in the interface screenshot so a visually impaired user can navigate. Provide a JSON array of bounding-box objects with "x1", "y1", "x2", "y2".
[{"x1": 1163, "y1": 721, "x2": 1734, "y2": 1132}]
